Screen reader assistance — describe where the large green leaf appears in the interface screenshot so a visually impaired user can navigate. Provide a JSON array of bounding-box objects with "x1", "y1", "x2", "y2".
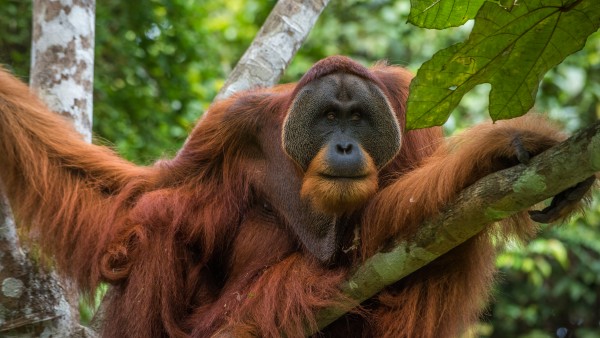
[
  {"x1": 408, "y1": 0, "x2": 486, "y2": 29},
  {"x1": 406, "y1": 0, "x2": 600, "y2": 130}
]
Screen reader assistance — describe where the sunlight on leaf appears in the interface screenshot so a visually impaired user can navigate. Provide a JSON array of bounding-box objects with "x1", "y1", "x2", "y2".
[
  {"x1": 409, "y1": 0, "x2": 486, "y2": 29},
  {"x1": 406, "y1": 0, "x2": 600, "y2": 129}
]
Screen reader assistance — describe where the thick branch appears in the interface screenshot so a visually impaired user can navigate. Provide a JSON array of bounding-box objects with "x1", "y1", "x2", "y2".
[
  {"x1": 313, "y1": 121, "x2": 600, "y2": 331},
  {"x1": 215, "y1": 0, "x2": 329, "y2": 100}
]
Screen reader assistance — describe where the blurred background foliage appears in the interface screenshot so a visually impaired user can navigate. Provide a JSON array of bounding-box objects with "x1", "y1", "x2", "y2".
[{"x1": 0, "y1": 0, "x2": 598, "y2": 336}]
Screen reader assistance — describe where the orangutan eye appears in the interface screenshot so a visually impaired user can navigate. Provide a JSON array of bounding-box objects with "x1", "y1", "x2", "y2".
[{"x1": 350, "y1": 112, "x2": 361, "y2": 121}]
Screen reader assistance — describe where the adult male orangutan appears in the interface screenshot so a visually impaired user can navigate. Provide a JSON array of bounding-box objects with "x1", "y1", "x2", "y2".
[{"x1": 0, "y1": 56, "x2": 594, "y2": 337}]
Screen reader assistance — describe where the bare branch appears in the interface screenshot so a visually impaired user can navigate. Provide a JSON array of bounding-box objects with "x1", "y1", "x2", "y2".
[{"x1": 215, "y1": 0, "x2": 330, "y2": 100}]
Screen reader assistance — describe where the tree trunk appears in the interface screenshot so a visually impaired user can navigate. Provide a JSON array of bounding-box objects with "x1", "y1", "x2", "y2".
[
  {"x1": 30, "y1": 0, "x2": 96, "y2": 142},
  {"x1": 0, "y1": 0, "x2": 96, "y2": 336}
]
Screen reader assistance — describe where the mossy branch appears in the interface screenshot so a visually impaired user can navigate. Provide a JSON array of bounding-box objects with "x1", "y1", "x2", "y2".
[{"x1": 312, "y1": 121, "x2": 600, "y2": 332}]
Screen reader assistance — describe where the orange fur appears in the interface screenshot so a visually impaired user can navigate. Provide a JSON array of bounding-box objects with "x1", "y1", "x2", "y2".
[
  {"x1": 301, "y1": 145, "x2": 378, "y2": 215},
  {"x1": 0, "y1": 56, "x2": 590, "y2": 338}
]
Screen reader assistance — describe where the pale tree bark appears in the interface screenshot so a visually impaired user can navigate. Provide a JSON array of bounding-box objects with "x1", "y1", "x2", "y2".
[
  {"x1": 0, "y1": 0, "x2": 96, "y2": 336},
  {"x1": 30, "y1": 0, "x2": 95, "y2": 142},
  {"x1": 215, "y1": 0, "x2": 330, "y2": 100}
]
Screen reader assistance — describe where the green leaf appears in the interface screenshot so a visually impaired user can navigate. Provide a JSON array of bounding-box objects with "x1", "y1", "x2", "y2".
[
  {"x1": 408, "y1": 0, "x2": 486, "y2": 29},
  {"x1": 546, "y1": 239, "x2": 569, "y2": 269},
  {"x1": 406, "y1": 0, "x2": 600, "y2": 130},
  {"x1": 499, "y1": 0, "x2": 518, "y2": 11}
]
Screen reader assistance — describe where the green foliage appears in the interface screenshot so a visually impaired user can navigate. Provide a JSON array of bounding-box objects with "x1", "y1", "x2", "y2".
[
  {"x1": 537, "y1": 30, "x2": 600, "y2": 132},
  {"x1": 408, "y1": 0, "x2": 485, "y2": 28},
  {"x1": 0, "y1": 1, "x2": 31, "y2": 76},
  {"x1": 407, "y1": 0, "x2": 600, "y2": 129},
  {"x1": 92, "y1": 0, "x2": 274, "y2": 163},
  {"x1": 485, "y1": 196, "x2": 600, "y2": 337}
]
